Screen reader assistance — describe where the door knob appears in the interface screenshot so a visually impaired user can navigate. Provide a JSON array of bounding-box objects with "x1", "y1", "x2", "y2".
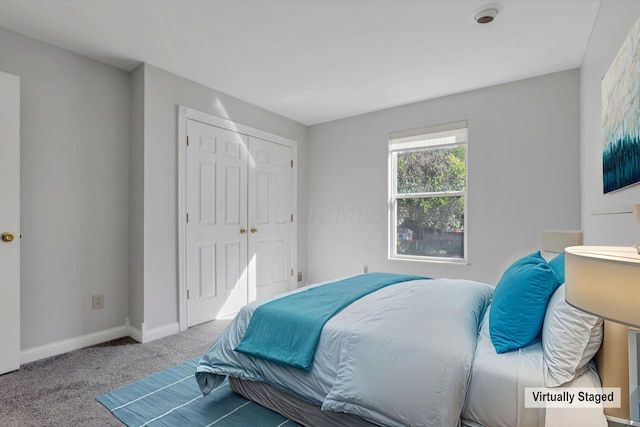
[
  {"x1": 250, "y1": 227, "x2": 258, "y2": 234},
  {"x1": 240, "y1": 228, "x2": 247, "y2": 234},
  {"x1": 1, "y1": 232, "x2": 14, "y2": 242}
]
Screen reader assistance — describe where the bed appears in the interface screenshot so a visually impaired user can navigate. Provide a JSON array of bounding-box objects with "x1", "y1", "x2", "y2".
[{"x1": 195, "y1": 252, "x2": 608, "y2": 427}]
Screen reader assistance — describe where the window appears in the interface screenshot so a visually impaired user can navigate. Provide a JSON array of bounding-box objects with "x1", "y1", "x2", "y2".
[{"x1": 389, "y1": 121, "x2": 467, "y2": 262}]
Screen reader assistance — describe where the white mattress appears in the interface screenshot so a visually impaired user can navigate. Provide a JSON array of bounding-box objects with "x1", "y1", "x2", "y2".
[{"x1": 462, "y1": 306, "x2": 608, "y2": 427}]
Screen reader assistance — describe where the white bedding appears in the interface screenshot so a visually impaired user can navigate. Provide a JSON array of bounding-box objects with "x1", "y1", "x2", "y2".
[
  {"x1": 196, "y1": 272, "x2": 607, "y2": 427},
  {"x1": 462, "y1": 307, "x2": 608, "y2": 427},
  {"x1": 196, "y1": 277, "x2": 493, "y2": 427}
]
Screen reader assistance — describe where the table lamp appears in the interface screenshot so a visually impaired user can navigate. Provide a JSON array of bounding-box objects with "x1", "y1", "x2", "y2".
[{"x1": 565, "y1": 245, "x2": 640, "y2": 424}]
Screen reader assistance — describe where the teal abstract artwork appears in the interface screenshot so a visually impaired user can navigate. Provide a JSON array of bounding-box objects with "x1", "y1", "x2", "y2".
[{"x1": 602, "y1": 17, "x2": 640, "y2": 193}]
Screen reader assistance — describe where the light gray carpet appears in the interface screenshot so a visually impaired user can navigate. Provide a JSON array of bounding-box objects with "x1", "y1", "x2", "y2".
[{"x1": 0, "y1": 320, "x2": 230, "y2": 427}]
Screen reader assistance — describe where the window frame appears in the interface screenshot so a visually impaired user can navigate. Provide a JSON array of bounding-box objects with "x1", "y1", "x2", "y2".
[{"x1": 388, "y1": 121, "x2": 468, "y2": 263}]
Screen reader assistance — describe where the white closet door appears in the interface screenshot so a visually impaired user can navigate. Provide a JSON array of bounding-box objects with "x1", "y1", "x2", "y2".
[
  {"x1": 0, "y1": 70, "x2": 20, "y2": 374},
  {"x1": 248, "y1": 136, "x2": 294, "y2": 301},
  {"x1": 186, "y1": 119, "x2": 248, "y2": 325}
]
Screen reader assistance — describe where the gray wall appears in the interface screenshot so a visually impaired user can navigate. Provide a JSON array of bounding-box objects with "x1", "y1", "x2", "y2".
[
  {"x1": 0, "y1": 28, "x2": 131, "y2": 349},
  {"x1": 580, "y1": 0, "x2": 640, "y2": 245},
  {"x1": 129, "y1": 64, "x2": 145, "y2": 331},
  {"x1": 4, "y1": 2, "x2": 618, "y2": 351},
  {"x1": 134, "y1": 64, "x2": 308, "y2": 332},
  {"x1": 0, "y1": 26, "x2": 308, "y2": 353},
  {"x1": 307, "y1": 70, "x2": 582, "y2": 286}
]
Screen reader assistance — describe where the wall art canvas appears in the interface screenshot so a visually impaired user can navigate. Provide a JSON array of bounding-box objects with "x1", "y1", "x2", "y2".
[{"x1": 602, "y1": 16, "x2": 640, "y2": 193}]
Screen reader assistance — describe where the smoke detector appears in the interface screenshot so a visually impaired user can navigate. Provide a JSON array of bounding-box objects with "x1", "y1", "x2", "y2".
[
  {"x1": 473, "y1": 4, "x2": 502, "y2": 24},
  {"x1": 476, "y1": 8, "x2": 497, "y2": 24}
]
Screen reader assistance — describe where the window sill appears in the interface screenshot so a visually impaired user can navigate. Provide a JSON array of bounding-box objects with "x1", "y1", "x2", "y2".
[{"x1": 389, "y1": 255, "x2": 470, "y2": 266}]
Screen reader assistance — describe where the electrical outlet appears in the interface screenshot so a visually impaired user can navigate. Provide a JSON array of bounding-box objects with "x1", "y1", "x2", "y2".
[{"x1": 92, "y1": 294, "x2": 104, "y2": 310}]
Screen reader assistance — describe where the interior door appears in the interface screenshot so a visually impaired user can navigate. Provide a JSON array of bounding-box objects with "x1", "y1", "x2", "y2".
[
  {"x1": 186, "y1": 119, "x2": 248, "y2": 325},
  {"x1": 248, "y1": 136, "x2": 294, "y2": 300},
  {"x1": 0, "y1": 70, "x2": 20, "y2": 374}
]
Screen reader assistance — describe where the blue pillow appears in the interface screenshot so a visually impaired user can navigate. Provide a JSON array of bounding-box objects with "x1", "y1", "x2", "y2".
[
  {"x1": 490, "y1": 251, "x2": 561, "y2": 353},
  {"x1": 548, "y1": 252, "x2": 565, "y2": 283}
]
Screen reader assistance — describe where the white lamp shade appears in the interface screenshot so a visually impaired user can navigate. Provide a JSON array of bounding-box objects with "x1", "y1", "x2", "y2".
[{"x1": 565, "y1": 246, "x2": 640, "y2": 327}]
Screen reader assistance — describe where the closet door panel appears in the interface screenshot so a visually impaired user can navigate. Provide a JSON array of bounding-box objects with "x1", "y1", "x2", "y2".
[
  {"x1": 248, "y1": 137, "x2": 294, "y2": 301},
  {"x1": 186, "y1": 120, "x2": 248, "y2": 325},
  {"x1": 198, "y1": 161, "x2": 215, "y2": 224}
]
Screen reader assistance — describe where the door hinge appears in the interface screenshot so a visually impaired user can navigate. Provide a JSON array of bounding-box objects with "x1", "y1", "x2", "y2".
[
  {"x1": 186, "y1": 135, "x2": 190, "y2": 146},
  {"x1": 186, "y1": 213, "x2": 189, "y2": 223},
  {"x1": 290, "y1": 213, "x2": 294, "y2": 222},
  {"x1": 291, "y1": 159, "x2": 293, "y2": 168},
  {"x1": 291, "y1": 268, "x2": 294, "y2": 277},
  {"x1": 187, "y1": 289, "x2": 190, "y2": 299}
]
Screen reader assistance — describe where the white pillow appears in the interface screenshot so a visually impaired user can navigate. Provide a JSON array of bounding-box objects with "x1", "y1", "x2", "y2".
[{"x1": 542, "y1": 284, "x2": 603, "y2": 387}]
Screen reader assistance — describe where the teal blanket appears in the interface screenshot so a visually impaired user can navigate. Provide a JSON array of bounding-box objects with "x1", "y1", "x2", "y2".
[{"x1": 234, "y1": 272, "x2": 428, "y2": 370}]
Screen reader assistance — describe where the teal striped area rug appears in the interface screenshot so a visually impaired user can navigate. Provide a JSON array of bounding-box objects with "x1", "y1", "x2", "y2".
[{"x1": 96, "y1": 358, "x2": 301, "y2": 427}]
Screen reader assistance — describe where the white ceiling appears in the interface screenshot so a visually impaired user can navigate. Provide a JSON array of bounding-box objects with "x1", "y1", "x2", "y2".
[{"x1": 0, "y1": 0, "x2": 601, "y2": 125}]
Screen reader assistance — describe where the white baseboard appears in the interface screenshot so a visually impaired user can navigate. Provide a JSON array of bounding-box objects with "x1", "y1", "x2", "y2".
[
  {"x1": 139, "y1": 322, "x2": 180, "y2": 343},
  {"x1": 122, "y1": 320, "x2": 180, "y2": 343},
  {"x1": 19, "y1": 319, "x2": 182, "y2": 365},
  {"x1": 127, "y1": 319, "x2": 143, "y2": 343},
  {"x1": 20, "y1": 323, "x2": 128, "y2": 365}
]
